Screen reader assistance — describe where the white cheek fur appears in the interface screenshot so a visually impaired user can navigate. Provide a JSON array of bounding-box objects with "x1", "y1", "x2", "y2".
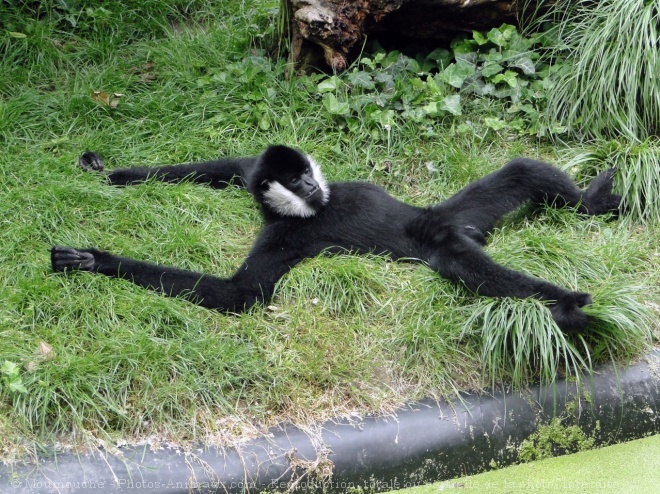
[
  {"x1": 263, "y1": 182, "x2": 318, "y2": 218},
  {"x1": 262, "y1": 156, "x2": 330, "y2": 218},
  {"x1": 307, "y1": 155, "x2": 330, "y2": 205}
]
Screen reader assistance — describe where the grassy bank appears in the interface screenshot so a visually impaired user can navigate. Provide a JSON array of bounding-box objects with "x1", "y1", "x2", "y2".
[{"x1": 0, "y1": 0, "x2": 658, "y2": 459}]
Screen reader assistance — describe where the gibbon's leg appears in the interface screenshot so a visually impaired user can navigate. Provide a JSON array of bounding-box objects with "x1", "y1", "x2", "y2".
[
  {"x1": 408, "y1": 158, "x2": 618, "y2": 331},
  {"x1": 427, "y1": 230, "x2": 591, "y2": 332},
  {"x1": 51, "y1": 242, "x2": 303, "y2": 313},
  {"x1": 79, "y1": 151, "x2": 257, "y2": 189},
  {"x1": 437, "y1": 158, "x2": 620, "y2": 240}
]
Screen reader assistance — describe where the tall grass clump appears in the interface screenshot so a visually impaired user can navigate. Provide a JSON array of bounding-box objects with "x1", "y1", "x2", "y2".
[
  {"x1": 564, "y1": 139, "x2": 660, "y2": 225},
  {"x1": 545, "y1": 0, "x2": 660, "y2": 141},
  {"x1": 461, "y1": 216, "x2": 657, "y2": 387},
  {"x1": 463, "y1": 298, "x2": 589, "y2": 386},
  {"x1": 463, "y1": 287, "x2": 655, "y2": 387}
]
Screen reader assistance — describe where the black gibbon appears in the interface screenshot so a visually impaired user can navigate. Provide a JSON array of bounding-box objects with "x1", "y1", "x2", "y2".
[{"x1": 52, "y1": 145, "x2": 621, "y2": 332}]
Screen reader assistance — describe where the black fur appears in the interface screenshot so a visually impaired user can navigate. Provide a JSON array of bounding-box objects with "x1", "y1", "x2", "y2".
[{"x1": 52, "y1": 146, "x2": 621, "y2": 332}]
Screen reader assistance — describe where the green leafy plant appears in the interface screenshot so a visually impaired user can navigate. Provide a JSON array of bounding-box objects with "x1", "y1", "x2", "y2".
[
  {"x1": 1, "y1": 361, "x2": 28, "y2": 396},
  {"x1": 315, "y1": 24, "x2": 562, "y2": 138}
]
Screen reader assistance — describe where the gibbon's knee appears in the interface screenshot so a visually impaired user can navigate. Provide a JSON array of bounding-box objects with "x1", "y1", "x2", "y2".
[{"x1": 499, "y1": 157, "x2": 537, "y2": 179}]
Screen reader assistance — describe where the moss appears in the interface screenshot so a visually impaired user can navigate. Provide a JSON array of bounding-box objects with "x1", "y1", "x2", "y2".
[{"x1": 518, "y1": 417, "x2": 596, "y2": 462}]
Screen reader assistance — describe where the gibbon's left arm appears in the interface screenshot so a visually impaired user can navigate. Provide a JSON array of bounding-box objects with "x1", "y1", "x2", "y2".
[
  {"x1": 79, "y1": 151, "x2": 257, "y2": 189},
  {"x1": 51, "y1": 239, "x2": 304, "y2": 313}
]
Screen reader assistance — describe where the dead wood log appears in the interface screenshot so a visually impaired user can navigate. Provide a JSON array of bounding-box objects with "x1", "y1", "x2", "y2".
[{"x1": 284, "y1": 0, "x2": 549, "y2": 73}]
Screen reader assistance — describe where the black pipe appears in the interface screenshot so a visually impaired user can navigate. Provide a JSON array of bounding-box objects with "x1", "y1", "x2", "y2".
[{"x1": 2, "y1": 349, "x2": 659, "y2": 493}]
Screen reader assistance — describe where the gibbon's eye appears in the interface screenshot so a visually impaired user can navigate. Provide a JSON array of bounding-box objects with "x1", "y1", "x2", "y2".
[
  {"x1": 304, "y1": 167, "x2": 311, "y2": 175},
  {"x1": 290, "y1": 176, "x2": 300, "y2": 185},
  {"x1": 260, "y1": 179, "x2": 270, "y2": 190}
]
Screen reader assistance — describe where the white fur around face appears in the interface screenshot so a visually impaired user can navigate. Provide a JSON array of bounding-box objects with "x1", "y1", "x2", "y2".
[
  {"x1": 307, "y1": 155, "x2": 330, "y2": 203},
  {"x1": 262, "y1": 155, "x2": 330, "y2": 218}
]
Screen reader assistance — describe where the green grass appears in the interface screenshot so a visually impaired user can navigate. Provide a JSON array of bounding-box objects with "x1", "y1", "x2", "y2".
[
  {"x1": 0, "y1": 0, "x2": 658, "y2": 459},
  {"x1": 563, "y1": 139, "x2": 660, "y2": 225}
]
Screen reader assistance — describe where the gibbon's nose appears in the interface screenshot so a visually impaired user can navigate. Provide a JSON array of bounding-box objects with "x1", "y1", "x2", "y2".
[
  {"x1": 302, "y1": 176, "x2": 319, "y2": 196},
  {"x1": 305, "y1": 184, "x2": 320, "y2": 198}
]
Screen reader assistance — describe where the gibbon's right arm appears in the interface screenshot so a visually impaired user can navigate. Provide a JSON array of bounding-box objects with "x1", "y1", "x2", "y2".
[
  {"x1": 51, "y1": 237, "x2": 305, "y2": 313},
  {"x1": 79, "y1": 151, "x2": 257, "y2": 189}
]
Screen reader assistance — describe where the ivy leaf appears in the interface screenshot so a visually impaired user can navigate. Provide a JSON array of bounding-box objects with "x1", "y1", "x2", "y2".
[
  {"x1": 473, "y1": 31, "x2": 489, "y2": 45},
  {"x1": 510, "y1": 56, "x2": 536, "y2": 75},
  {"x1": 258, "y1": 114, "x2": 270, "y2": 130},
  {"x1": 507, "y1": 32, "x2": 532, "y2": 53},
  {"x1": 401, "y1": 107, "x2": 427, "y2": 122},
  {"x1": 1, "y1": 360, "x2": 19, "y2": 377},
  {"x1": 8, "y1": 380, "x2": 28, "y2": 394},
  {"x1": 317, "y1": 76, "x2": 342, "y2": 93},
  {"x1": 422, "y1": 101, "x2": 438, "y2": 115},
  {"x1": 439, "y1": 94, "x2": 462, "y2": 116},
  {"x1": 451, "y1": 37, "x2": 477, "y2": 55},
  {"x1": 492, "y1": 87, "x2": 512, "y2": 99},
  {"x1": 482, "y1": 62, "x2": 504, "y2": 78},
  {"x1": 465, "y1": 79, "x2": 495, "y2": 97},
  {"x1": 491, "y1": 70, "x2": 518, "y2": 87},
  {"x1": 374, "y1": 109, "x2": 395, "y2": 127},
  {"x1": 426, "y1": 48, "x2": 451, "y2": 68},
  {"x1": 440, "y1": 61, "x2": 476, "y2": 88},
  {"x1": 508, "y1": 84, "x2": 523, "y2": 103},
  {"x1": 518, "y1": 103, "x2": 538, "y2": 115},
  {"x1": 456, "y1": 51, "x2": 478, "y2": 66},
  {"x1": 481, "y1": 83, "x2": 495, "y2": 96},
  {"x1": 487, "y1": 24, "x2": 517, "y2": 47},
  {"x1": 322, "y1": 93, "x2": 350, "y2": 115},
  {"x1": 347, "y1": 71, "x2": 375, "y2": 90},
  {"x1": 487, "y1": 28, "x2": 506, "y2": 47},
  {"x1": 484, "y1": 117, "x2": 508, "y2": 130},
  {"x1": 346, "y1": 117, "x2": 361, "y2": 133},
  {"x1": 392, "y1": 55, "x2": 420, "y2": 74},
  {"x1": 484, "y1": 50, "x2": 503, "y2": 63},
  {"x1": 374, "y1": 72, "x2": 395, "y2": 91},
  {"x1": 349, "y1": 95, "x2": 373, "y2": 112},
  {"x1": 383, "y1": 50, "x2": 402, "y2": 67}
]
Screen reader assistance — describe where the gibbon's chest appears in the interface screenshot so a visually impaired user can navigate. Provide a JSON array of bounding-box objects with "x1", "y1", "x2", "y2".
[{"x1": 291, "y1": 182, "x2": 420, "y2": 257}]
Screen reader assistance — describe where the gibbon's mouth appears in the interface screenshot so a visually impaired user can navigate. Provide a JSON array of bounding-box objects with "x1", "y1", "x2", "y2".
[{"x1": 305, "y1": 185, "x2": 319, "y2": 198}]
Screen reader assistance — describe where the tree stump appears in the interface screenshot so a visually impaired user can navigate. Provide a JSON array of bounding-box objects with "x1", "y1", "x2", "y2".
[{"x1": 284, "y1": 0, "x2": 549, "y2": 73}]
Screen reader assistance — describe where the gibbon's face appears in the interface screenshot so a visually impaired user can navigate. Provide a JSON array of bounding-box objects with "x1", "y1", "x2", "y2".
[
  {"x1": 286, "y1": 165, "x2": 319, "y2": 200},
  {"x1": 261, "y1": 154, "x2": 330, "y2": 218}
]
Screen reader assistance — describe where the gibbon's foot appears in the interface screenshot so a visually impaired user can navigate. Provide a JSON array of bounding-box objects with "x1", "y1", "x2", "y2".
[
  {"x1": 583, "y1": 168, "x2": 622, "y2": 216},
  {"x1": 79, "y1": 151, "x2": 105, "y2": 172},
  {"x1": 549, "y1": 291, "x2": 592, "y2": 333},
  {"x1": 51, "y1": 246, "x2": 96, "y2": 272}
]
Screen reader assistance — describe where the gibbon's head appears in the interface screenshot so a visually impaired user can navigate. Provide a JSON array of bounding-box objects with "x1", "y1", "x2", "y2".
[{"x1": 249, "y1": 145, "x2": 330, "y2": 218}]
